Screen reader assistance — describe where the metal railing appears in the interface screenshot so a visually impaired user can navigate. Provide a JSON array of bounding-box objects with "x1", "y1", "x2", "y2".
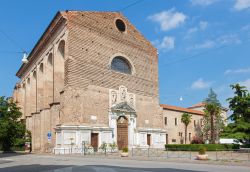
[
  {"x1": 131, "y1": 148, "x2": 192, "y2": 159},
  {"x1": 53, "y1": 147, "x2": 119, "y2": 156},
  {"x1": 53, "y1": 146, "x2": 250, "y2": 162},
  {"x1": 131, "y1": 148, "x2": 250, "y2": 162}
]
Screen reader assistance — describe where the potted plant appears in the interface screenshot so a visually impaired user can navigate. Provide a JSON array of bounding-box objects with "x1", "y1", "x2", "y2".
[
  {"x1": 196, "y1": 147, "x2": 208, "y2": 160},
  {"x1": 109, "y1": 142, "x2": 118, "y2": 152},
  {"x1": 121, "y1": 147, "x2": 129, "y2": 157}
]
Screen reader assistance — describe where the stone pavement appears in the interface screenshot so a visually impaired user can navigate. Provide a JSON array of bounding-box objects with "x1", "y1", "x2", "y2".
[{"x1": 0, "y1": 153, "x2": 249, "y2": 172}]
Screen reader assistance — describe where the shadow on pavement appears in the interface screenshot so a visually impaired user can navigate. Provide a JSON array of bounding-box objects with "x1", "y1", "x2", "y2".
[
  {"x1": 0, "y1": 164, "x2": 205, "y2": 172},
  {"x1": 0, "y1": 152, "x2": 28, "y2": 158},
  {"x1": 0, "y1": 164, "x2": 73, "y2": 172}
]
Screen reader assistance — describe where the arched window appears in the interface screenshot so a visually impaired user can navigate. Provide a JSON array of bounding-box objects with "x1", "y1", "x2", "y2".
[
  {"x1": 58, "y1": 40, "x2": 65, "y2": 59},
  {"x1": 48, "y1": 53, "x2": 53, "y2": 66},
  {"x1": 111, "y1": 56, "x2": 131, "y2": 74},
  {"x1": 39, "y1": 63, "x2": 44, "y2": 73}
]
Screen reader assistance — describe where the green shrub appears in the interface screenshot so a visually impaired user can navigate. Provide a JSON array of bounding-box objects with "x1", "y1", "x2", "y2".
[
  {"x1": 165, "y1": 144, "x2": 240, "y2": 151},
  {"x1": 122, "y1": 147, "x2": 128, "y2": 152},
  {"x1": 198, "y1": 147, "x2": 206, "y2": 155},
  {"x1": 99, "y1": 142, "x2": 107, "y2": 150},
  {"x1": 241, "y1": 144, "x2": 250, "y2": 148}
]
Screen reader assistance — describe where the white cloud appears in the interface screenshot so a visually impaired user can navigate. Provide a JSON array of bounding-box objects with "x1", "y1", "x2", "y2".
[
  {"x1": 187, "y1": 34, "x2": 241, "y2": 51},
  {"x1": 187, "y1": 40, "x2": 215, "y2": 50},
  {"x1": 217, "y1": 34, "x2": 242, "y2": 45},
  {"x1": 239, "y1": 79, "x2": 250, "y2": 90},
  {"x1": 184, "y1": 21, "x2": 208, "y2": 39},
  {"x1": 187, "y1": 27, "x2": 198, "y2": 35},
  {"x1": 224, "y1": 67, "x2": 250, "y2": 75},
  {"x1": 234, "y1": 0, "x2": 250, "y2": 11},
  {"x1": 148, "y1": 8, "x2": 187, "y2": 31},
  {"x1": 152, "y1": 36, "x2": 175, "y2": 51},
  {"x1": 199, "y1": 21, "x2": 208, "y2": 30},
  {"x1": 191, "y1": 78, "x2": 213, "y2": 89},
  {"x1": 190, "y1": 0, "x2": 218, "y2": 6},
  {"x1": 241, "y1": 24, "x2": 250, "y2": 30}
]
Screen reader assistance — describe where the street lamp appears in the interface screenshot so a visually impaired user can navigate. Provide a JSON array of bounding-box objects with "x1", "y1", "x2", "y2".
[{"x1": 22, "y1": 52, "x2": 28, "y2": 64}]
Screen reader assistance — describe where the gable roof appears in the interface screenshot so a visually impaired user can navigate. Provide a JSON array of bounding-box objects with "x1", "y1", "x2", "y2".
[{"x1": 160, "y1": 104, "x2": 204, "y2": 115}]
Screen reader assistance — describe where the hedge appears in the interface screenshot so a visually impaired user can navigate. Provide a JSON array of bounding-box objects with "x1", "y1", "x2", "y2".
[
  {"x1": 241, "y1": 144, "x2": 250, "y2": 148},
  {"x1": 165, "y1": 144, "x2": 240, "y2": 151}
]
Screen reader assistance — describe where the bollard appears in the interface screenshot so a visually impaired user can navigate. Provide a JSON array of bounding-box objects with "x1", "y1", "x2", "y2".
[
  {"x1": 190, "y1": 148, "x2": 192, "y2": 160},
  {"x1": 230, "y1": 150, "x2": 233, "y2": 162},
  {"x1": 248, "y1": 149, "x2": 250, "y2": 162},
  {"x1": 216, "y1": 149, "x2": 218, "y2": 161},
  {"x1": 167, "y1": 148, "x2": 168, "y2": 159}
]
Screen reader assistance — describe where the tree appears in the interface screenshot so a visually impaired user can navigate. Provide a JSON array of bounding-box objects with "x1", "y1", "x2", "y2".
[
  {"x1": 203, "y1": 103, "x2": 221, "y2": 144},
  {"x1": 181, "y1": 113, "x2": 192, "y2": 144},
  {"x1": 205, "y1": 88, "x2": 221, "y2": 106},
  {"x1": 221, "y1": 84, "x2": 250, "y2": 142},
  {"x1": 0, "y1": 97, "x2": 26, "y2": 151},
  {"x1": 203, "y1": 89, "x2": 224, "y2": 144}
]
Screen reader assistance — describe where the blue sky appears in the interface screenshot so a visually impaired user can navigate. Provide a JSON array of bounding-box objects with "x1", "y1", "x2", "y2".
[{"x1": 0, "y1": 0, "x2": 249, "y2": 108}]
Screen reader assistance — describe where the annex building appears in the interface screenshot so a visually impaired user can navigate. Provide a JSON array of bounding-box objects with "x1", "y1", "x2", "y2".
[{"x1": 13, "y1": 11, "x2": 227, "y2": 153}]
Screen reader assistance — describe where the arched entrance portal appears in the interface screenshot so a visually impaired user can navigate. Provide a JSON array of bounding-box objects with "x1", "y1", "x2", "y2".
[{"x1": 117, "y1": 116, "x2": 128, "y2": 150}]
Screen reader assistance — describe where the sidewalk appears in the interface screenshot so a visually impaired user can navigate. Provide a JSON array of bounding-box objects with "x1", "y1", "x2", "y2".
[{"x1": 51, "y1": 152, "x2": 250, "y2": 167}]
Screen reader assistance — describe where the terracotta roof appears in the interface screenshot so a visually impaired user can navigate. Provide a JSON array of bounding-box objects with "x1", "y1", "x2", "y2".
[
  {"x1": 188, "y1": 102, "x2": 205, "y2": 109},
  {"x1": 160, "y1": 104, "x2": 204, "y2": 115},
  {"x1": 188, "y1": 102, "x2": 228, "y2": 111}
]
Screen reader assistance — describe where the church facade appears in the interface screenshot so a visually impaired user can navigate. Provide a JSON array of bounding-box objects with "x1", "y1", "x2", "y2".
[{"x1": 12, "y1": 11, "x2": 226, "y2": 153}]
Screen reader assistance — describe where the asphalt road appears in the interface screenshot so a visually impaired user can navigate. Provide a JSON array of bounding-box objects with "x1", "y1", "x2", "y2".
[{"x1": 0, "y1": 153, "x2": 249, "y2": 172}]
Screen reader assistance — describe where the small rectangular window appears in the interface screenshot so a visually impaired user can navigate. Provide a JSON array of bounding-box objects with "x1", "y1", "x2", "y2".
[
  {"x1": 194, "y1": 120, "x2": 196, "y2": 127},
  {"x1": 175, "y1": 118, "x2": 177, "y2": 125},
  {"x1": 189, "y1": 133, "x2": 191, "y2": 141},
  {"x1": 164, "y1": 117, "x2": 167, "y2": 125},
  {"x1": 172, "y1": 139, "x2": 176, "y2": 143}
]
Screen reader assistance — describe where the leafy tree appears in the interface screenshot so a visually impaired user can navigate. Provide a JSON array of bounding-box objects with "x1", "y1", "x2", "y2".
[
  {"x1": 181, "y1": 113, "x2": 192, "y2": 144},
  {"x1": 203, "y1": 89, "x2": 224, "y2": 144},
  {"x1": 227, "y1": 84, "x2": 250, "y2": 122},
  {"x1": 221, "y1": 84, "x2": 250, "y2": 142},
  {"x1": 0, "y1": 96, "x2": 26, "y2": 151}
]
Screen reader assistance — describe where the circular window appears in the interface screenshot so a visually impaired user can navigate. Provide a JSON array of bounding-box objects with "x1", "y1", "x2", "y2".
[{"x1": 115, "y1": 19, "x2": 126, "y2": 32}]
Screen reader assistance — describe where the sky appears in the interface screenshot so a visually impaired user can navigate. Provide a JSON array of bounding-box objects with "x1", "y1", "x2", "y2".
[{"x1": 0, "y1": 0, "x2": 249, "y2": 108}]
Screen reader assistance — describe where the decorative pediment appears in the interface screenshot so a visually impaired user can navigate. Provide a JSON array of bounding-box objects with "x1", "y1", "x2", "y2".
[
  {"x1": 111, "y1": 102, "x2": 136, "y2": 113},
  {"x1": 109, "y1": 85, "x2": 135, "y2": 109}
]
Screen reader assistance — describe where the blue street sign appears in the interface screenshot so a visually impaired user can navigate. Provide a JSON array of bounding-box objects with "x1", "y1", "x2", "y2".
[{"x1": 47, "y1": 132, "x2": 52, "y2": 138}]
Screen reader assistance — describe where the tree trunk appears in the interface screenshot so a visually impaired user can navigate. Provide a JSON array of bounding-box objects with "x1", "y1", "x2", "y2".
[
  {"x1": 211, "y1": 112, "x2": 215, "y2": 144},
  {"x1": 185, "y1": 125, "x2": 187, "y2": 144}
]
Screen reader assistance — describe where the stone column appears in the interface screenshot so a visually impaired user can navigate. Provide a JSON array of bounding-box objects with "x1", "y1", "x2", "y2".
[
  {"x1": 44, "y1": 53, "x2": 54, "y2": 107},
  {"x1": 54, "y1": 40, "x2": 65, "y2": 103},
  {"x1": 21, "y1": 83, "x2": 26, "y2": 117},
  {"x1": 25, "y1": 78, "x2": 31, "y2": 117}
]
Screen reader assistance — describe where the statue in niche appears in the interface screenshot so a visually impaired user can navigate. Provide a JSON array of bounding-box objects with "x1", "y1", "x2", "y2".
[
  {"x1": 111, "y1": 90, "x2": 117, "y2": 104},
  {"x1": 120, "y1": 87, "x2": 126, "y2": 102},
  {"x1": 129, "y1": 94, "x2": 134, "y2": 106}
]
